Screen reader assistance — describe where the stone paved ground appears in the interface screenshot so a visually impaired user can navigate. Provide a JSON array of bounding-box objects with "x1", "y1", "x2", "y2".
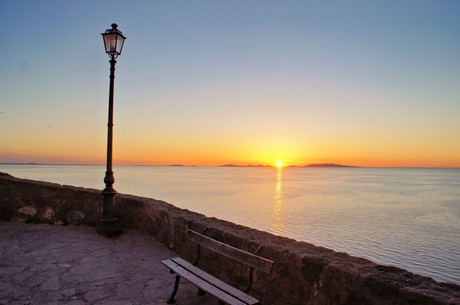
[{"x1": 0, "y1": 222, "x2": 215, "y2": 305}]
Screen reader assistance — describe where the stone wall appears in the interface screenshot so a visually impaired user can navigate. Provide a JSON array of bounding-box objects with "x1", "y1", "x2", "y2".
[{"x1": 1, "y1": 172, "x2": 459, "y2": 305}]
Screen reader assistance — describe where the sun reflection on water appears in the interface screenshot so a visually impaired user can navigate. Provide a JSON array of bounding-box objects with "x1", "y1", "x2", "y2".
[{"x1": 272, "y1": 168, "x2": 284, "y2": 234}]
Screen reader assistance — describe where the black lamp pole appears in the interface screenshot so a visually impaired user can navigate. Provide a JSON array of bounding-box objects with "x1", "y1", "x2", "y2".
[{"x1": 98, "y1": 24, "x2": 126, "y2": 237}]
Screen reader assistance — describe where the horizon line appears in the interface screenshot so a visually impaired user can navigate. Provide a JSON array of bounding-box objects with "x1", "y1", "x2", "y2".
[{"x1": 1, "y1": 162, "x2": 459, "y2": 169}]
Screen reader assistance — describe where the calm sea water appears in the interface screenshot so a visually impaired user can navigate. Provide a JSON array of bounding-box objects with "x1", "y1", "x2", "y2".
[{"x1": 1, "y1": 165, "x2": 459, "y2": 284}]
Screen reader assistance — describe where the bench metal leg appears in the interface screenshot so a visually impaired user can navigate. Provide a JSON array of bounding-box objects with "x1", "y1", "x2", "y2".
[{"x1": 167, "y1": 275, "x2": 181, "y2": 304}]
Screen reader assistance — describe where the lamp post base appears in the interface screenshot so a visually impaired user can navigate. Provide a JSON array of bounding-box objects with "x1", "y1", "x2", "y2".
[
  {"x1": 97, "y1": 218, "x2": 122, "y2": 237},
  {"x1": 99, "y1": 175, "x2": 121, "y2": 237}
]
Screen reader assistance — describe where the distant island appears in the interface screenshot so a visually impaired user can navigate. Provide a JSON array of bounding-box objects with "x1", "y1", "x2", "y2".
[
  {"x1": 292, "y1": 163, "x2": 359, "y2": 168},
  {"x1": 0, "y1": 162, "x2": 41, "y2": 165},
  {"x1": 221, "y1": 163, "x2": 358, "y2": 168}
]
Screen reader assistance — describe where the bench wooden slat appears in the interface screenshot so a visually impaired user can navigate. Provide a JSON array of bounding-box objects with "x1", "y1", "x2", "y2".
[
  {"x1": 188, "y1": 229, "x2": 273, "y2": 274},
  {"x1": 169, "y1": 257, "x2": 260, "y2": 305},
  {"x1": 162, "y1": 258, "x2": 258, "y2": 305}
]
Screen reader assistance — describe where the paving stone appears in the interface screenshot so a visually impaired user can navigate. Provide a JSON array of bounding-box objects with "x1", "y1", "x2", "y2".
[
  {"x1": 65, "y1": 300, "x2": 86, "y2": 305},
  {"x1": 40, "y1": 275, "x2": 60, "y2": 291},
  {"x1": 30, "y1": 291, "x2": 61, "y2": 304},
  {"x1": 60, "y1": 288, "x2": 76, "y2": 300},
  {"x1": 0, "y1": 222, "x2": 215, "y2": 305},
  {"x1": 83, "y1": 288, "x2": 112, "y2": 302},
  {"x1": 0, "y1": 267, "x2": 24, "y2": 276},
  {"x1": 101, "y1": 300, "x2": 132, "y2": 305},
  {"x1": 116, "y1": 282, "x2": 144, "y2": 299}
]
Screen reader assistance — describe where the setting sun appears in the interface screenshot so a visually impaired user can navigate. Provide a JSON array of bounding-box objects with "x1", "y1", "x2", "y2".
[{"x1": 276, "y1": 160, "x2": 283, "y2": 168}]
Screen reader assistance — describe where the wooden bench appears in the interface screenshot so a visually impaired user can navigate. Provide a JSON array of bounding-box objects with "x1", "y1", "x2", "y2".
[{"x1": 162, "y1": 229, "x2": 274, "y2": 305}]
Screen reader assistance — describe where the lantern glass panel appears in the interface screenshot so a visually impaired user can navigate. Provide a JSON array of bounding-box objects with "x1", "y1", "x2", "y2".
[{"x1": 102, "y1": 24, "x2": 126, "y2": 56}]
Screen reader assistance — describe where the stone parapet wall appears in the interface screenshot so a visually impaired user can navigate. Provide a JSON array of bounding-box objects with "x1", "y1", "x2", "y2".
[{"x1": 1, "y1": 172, "x2": 459, "y2": 305}]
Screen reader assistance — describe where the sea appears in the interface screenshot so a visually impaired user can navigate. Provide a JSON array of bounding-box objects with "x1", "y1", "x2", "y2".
[{"x1": 1, "y1": 164, "x2": 459, "y2": 285}]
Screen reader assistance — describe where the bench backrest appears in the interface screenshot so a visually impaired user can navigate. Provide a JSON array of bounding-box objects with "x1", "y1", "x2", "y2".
[{"x1": 188, "y1": 229, "x2": 273, "y2": 274}]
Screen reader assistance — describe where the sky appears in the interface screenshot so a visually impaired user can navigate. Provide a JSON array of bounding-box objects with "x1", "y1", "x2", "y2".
[{"x1": 1, "y1": 1, "x2": 460, "y2": 167}]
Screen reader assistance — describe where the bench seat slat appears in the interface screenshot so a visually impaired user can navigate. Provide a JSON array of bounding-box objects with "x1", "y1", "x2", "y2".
[
  {"x1": 188, "y1": 230, "x2": 273, "y2": 274},
  {"x1": 162, "y1": 257, "x2": 260, "y2": 305},
  {"x1": 171, "y1": 257, "x2": 260, "y2": 304},
  {"x1": 162, "y1": 259, "x2": 247, "y2": 305}
]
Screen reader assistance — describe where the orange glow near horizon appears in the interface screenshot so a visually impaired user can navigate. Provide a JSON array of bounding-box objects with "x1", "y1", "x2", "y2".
[
  {"x1": 3, "y1": 136, "x2": 460, "y2": 168},
  {"x1": 2, "y1": 126, "x2": 460, "y2": 168}
]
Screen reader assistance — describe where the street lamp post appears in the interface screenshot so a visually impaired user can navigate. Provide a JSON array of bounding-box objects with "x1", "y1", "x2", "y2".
[{"x1": 97, "y1": 23, "x2": 126, "y2": 237}]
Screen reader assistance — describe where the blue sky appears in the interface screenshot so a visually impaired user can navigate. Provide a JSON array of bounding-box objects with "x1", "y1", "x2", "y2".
[{"x1": 1, "y1": 1, "x2": 460, "y2": 166}]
